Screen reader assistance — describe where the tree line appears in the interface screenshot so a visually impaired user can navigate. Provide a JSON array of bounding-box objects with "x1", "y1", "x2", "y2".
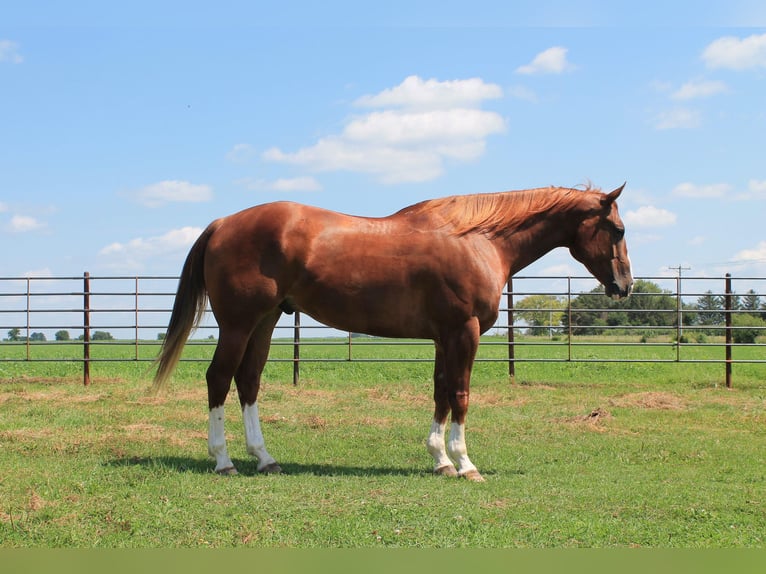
[
  {"x1": 4, "y1": 328, "x2": 115, "y2": 342},
  {"x1": 514, "y1": 279, "x2": 766, "y2": 343}
]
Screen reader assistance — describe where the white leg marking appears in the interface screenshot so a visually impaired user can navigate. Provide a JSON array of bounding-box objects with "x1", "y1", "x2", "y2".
[
  {"x1": 426, "y1": 420, "x2": 456, "y2": 472},
  {"x1": 447, "y1": 422, "x2": 478, "y2": 476},
  {"x1": 208, "y1": 405, "x2": 235, "y2": 473},
  {"x1": 242, "y1": 402, "x2": 277, "y2": 471}
]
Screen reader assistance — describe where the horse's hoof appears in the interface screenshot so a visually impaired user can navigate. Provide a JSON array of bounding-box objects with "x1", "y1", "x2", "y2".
[
  {"x1": 216, "y1": 466, "x2": 238, "y2": 476},
  {"x1": 460, "y1": 469, "x2": 486, "y2": 482},
  {"x1": 259, "y1": 462, "x2": 283, "y2": 474},
  {"x1": 434, "y1": 464, "x2": 459, "y2": 478}
]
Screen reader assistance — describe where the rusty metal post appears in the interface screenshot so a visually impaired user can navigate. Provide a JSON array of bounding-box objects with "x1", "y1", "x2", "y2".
[
  {"x1": 567, "y1": 276, "x2": 572, "y2": 361},
  {"x1": 293, "y1": 311, "x2": 300, "y2": 386},
  {"x1": 135, "y1": 276, "x2": 140, "y2": 360},
  {"x1": 725, "y1": 273, "x2": 732, "y2": 388},
  {"x1": 25, "y1": 277, "x2": 31, "y2": 361},
  {"x1": 507, "y1": 278, "x2": 515, "y2": 382},
  {"x1": 83, "y1": 272, "x2": 91, "y2": 386},
  {"x1": 676, "y1": 273, "x2": 682, "y2": 362}
]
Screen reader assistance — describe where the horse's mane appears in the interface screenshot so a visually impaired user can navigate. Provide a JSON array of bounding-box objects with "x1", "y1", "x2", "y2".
[{"x1": 398, "y1": 185, "x2": 600, "y2": 238}]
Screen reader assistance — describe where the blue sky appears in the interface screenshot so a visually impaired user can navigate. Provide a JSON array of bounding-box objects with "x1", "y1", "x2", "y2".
[{"x1": 2, "y1": 1, "x2": 766, "y2": 286}]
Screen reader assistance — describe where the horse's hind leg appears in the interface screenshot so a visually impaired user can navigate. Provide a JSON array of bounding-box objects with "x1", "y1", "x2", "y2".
[
  {"x1": 234, "y1": 309, "x2": 282, "y2": 474},
  {"x1": 427, "y1": 345, "x2": 459, "y2": 477},
  {"x1": 207, "y1": 329, "x2": 251, "y2": 475}
]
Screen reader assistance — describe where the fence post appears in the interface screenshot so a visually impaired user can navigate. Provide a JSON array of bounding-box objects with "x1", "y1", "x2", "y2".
[
  {"x1": 293, "y1": 311, "x2": 300, "y2": 386},
  {"x1": 83, "y1": 272, "x2": 91, "y2": 387},
  {"x1": 25, "y1": 277, "x2": 31, "y2": 361},
  {"x1": 507, "y1": 278, "x2": 515, "y2": 382},
  {"x1": 135, "y1": 276, "x2": 140, "y2": 360},
  {"x1": 567, "y1": 276, "x2": 572, "y2": 361},
  {"x1": 676, "y1": 273, "x2": 682, "y2": 361},
  {"x1": 725, "y1": 273, "x2": 732, "y2": 389}
]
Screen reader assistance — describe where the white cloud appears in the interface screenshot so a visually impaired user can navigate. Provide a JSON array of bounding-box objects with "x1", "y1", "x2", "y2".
[
  {"x1": 239, "y1": 176, "x2": 323, "y2": 192},
  {"x1": 671, "y1": 79, "x2": 728, "y2": 100},
  {"x1": 688, "y1": 236, "x2": 706, "y2": 246},
  {"x1": 270, "y1": 177, "x2": 323, "y2": 192},
  {"x1": 99, "y1": 227, "x2": 203, "y2": 271},
  {"x1": 354, "y1": 75, "x2": 502, "y2": 109},
  {"x1": 343, "y1": 109, "x2": 504, "y2": 148},
  {"x1": 0, "y1": 40, "x2": 23, "y2": 64},
  {"x1": 672, "y1": 182, "x2": 731, "y2": 198},
  {"x1": 540, "y1": 263, "x2": 579, "y2": 276},
  {"x1": 130, "y1": 180, "x2": 213, "y2": 207},
  {"x1": 226, "y1": 143, "x2": 258, "y2": 163},
  {"x1": 653, "y1": 108, "x2": 700, "y2": 130},
  {"x1": 702, "y1": 32, "x2": 766, "y2": 70},
  {"x1": 623, "y1": 206, "x2": 677, "y2": 227},
  {"x1": 505, "y1": 85, "x2": 538, "y2": 103},
  {"x1": 263, "y1": 76, "x2": 506, "y2": 184},
  {"x1": 7, "y1": 214, "x2": 45, "y2": 232},
  {"x1": 516, "y1": 47, "x2": 575, "y2": 75},
  {"x1": 732, "y1": 241, "x2": 766, "y2": 267},
  {"x1": 747, "y1": 179, "x2": 766, "y2": 198},
  {"x1": 23, "y1": 268, "x2": 53, "y2": 278},
  {"x1": 264, "y1": 139, "x2": 447, "y2": 184},
  {"x1": 630, "y1": 232, "x2": 662, "y2": 245}
]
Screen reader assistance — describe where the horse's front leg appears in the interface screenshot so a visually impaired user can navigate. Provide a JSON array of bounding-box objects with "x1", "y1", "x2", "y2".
[{"x1": 429, "y1": 318, "x2": 485, "y2": 482}]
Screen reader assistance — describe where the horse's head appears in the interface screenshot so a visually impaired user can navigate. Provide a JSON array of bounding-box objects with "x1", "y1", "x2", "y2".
[{"x1": 569, "y1": 183, "x2": 633, "y2": 300}]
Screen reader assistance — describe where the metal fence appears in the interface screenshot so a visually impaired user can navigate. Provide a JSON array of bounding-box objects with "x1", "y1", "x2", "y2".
[{"x1": 1, "y1": 272, "x2": 764, "y2": 387}]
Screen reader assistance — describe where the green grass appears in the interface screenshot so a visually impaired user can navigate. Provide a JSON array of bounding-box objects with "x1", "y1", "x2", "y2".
[{"x1": 0, "y1": 337, "x2": 764, "y2": 547}]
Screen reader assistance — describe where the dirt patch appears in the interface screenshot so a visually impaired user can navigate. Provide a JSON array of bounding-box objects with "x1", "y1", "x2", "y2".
[
  {"x1": 560, "y1": 407, "x2": 612, "y2": 432},
  {"x1": 122, "y1": 423, "x2": 166, "y2": 440},
  {"x1": 0, "y1": 428, "x2": 56, "y2": 442},
  {"x1": 609, "y1": 392, "x2": 685, "y2": 411},
  {"x1": 305, "y1": 414, "x2": 327, "y2": 430},
  {"x1": 1, "y1": 389, "x2": 105, "y2": 405},
  {"x1": 364, "y1": 387, "x2": 430, "y2": 406}
]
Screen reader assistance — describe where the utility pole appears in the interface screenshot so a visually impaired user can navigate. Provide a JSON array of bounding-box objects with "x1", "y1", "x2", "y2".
[{"x1": 668, "y1": 265, "x2": 691, "y2": 351}]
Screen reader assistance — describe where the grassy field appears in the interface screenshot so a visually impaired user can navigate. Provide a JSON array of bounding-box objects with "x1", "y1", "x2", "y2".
[{"x1": 0, "y1": 337, "x2": 764, "y2": 548}]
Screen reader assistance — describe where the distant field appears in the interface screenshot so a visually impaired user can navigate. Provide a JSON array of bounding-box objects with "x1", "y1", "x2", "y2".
[
  {"x1": 0, "y1": 334, "x2": 763, "y2": 387},
  {"x1": 1, "y1": 337, "x2": 764, "y2": 547}
]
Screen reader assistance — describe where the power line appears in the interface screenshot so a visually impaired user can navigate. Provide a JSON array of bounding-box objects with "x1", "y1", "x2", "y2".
[
  {"x1": 667, "y1": 264, "x2": 691, "y2": 277},
  {"x1": 667, "y1": 265, "x2": 691, "y2": 340}
]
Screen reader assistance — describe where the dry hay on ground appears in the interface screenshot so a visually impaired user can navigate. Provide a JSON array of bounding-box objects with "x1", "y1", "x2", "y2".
[{"x1": 609, "y1": 391, "x2": 685, "y2": 411}]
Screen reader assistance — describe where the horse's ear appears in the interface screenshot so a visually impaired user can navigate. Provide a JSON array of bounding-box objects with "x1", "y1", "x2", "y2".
[{"x1": 601, "y1": 182, "x2": 626, "y2": 207}]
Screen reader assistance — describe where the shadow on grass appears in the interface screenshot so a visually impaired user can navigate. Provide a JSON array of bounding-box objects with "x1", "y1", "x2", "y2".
[{"x1": 105, "y1": 455, "x2": 461, "y2": 478}]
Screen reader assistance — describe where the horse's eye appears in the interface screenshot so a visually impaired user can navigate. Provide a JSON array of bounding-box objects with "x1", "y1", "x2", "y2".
[{"x1": 614, "y1": 227, "x2": 625, "y2": 240}]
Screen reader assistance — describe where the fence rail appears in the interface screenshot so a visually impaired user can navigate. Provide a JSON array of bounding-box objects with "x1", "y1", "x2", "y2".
[{"x1": 1, "y1": 272, "x2": 764, "y2": 387}]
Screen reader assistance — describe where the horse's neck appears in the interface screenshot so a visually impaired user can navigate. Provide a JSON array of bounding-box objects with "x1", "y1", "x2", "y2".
[{"x1": 495, "y1": 214, "x2": 573, "y2": 279}]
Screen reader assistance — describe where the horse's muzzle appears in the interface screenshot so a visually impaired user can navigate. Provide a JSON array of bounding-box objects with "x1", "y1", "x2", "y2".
[{"x1": 606, "y1": 280, "x2": 633, "y2": 300}]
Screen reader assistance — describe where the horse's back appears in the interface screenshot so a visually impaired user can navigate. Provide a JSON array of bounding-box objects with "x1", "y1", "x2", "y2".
[{"x1": 201, "y1": 200, "x2": 505, "y2": 337}]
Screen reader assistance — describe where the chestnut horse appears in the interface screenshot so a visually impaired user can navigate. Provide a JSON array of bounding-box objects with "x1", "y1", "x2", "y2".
[{"x1": 153, "y1": 184, "x2": 632, "y2": 481}]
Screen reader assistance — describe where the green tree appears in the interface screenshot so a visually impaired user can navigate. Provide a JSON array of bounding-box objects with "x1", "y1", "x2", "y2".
[
  {"x1": 741, "y1": 289, "x2": 761, "y2": 316},
  {"x1": 514, "y1": 294, "x2": 566, "y2": 335},
  {"x1": 91, "y1": 331, "x2": 114, "y2": 341},
  {"x1": 6, "y1": 328, "x2": 22, "y2": 342},
  {"x1": 563, "y1": 280, "x2": 681, "y2": 336},
  {"x1": 29, "y1": 332, "x2": 47, "y2": 342},
  {"x1": 55, "y1": 330, "x2": 71, "y2": 341},
  {"x1": 732, "y1": 313, "x2": 765, "y2": 344},
  {"x1": 695, "y1": 290, "x2": 723, "y2": 334}
]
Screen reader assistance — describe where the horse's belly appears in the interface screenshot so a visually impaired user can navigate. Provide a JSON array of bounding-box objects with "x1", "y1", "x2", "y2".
[{"x1": 292, "y1": 287, "x2": 433, "y2": 339}]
